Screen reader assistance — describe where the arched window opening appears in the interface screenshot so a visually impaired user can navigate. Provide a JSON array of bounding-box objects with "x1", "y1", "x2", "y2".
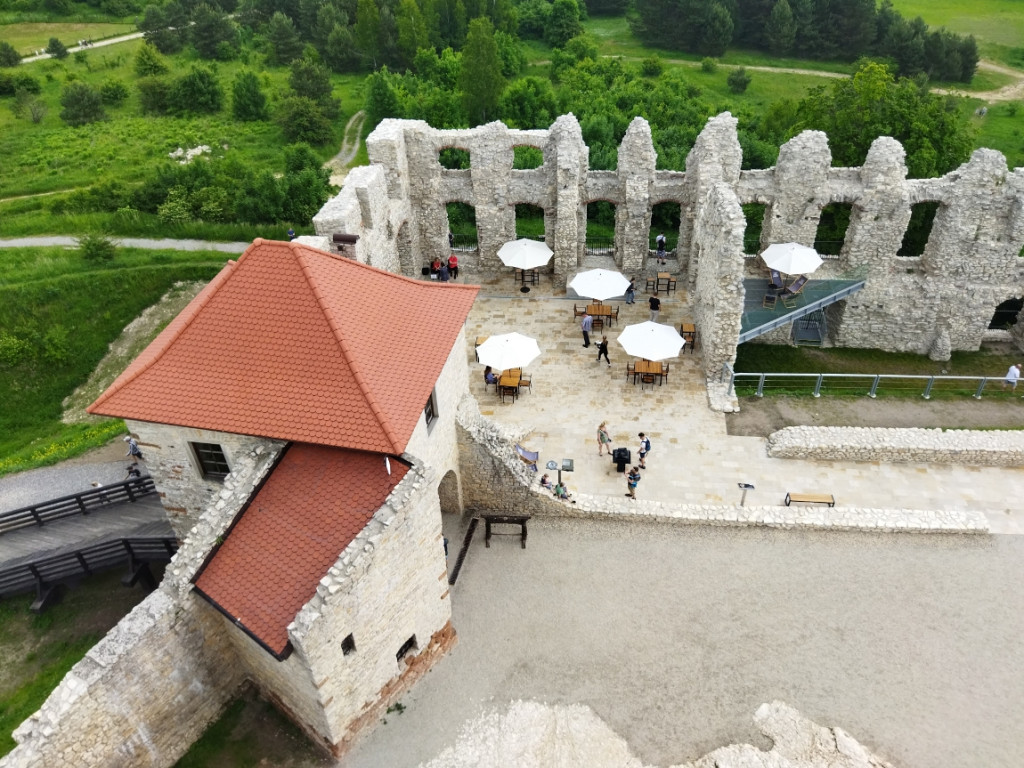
[{"x1": 990, "y1": 298, "x2": 1022, "y2": 330}]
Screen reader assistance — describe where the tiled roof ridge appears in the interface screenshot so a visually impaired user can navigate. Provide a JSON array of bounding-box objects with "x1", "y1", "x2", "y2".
[
  {"x1": 89, "y1": 258, "x2": 238, "y2": 413},
  {"x1": 293, "y1": 244, "x2": 403, "y2": 454}
]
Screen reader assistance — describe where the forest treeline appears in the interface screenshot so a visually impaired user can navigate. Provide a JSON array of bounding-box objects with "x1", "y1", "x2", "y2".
[{"x1": 629, "y1": 0, "x2": 978, "y2": 82}]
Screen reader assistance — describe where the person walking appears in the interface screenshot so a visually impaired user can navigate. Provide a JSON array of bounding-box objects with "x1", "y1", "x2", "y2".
[
  {"x1": 648, "y1": 294, "x2": 661, "y2": 322},
  {"x1": 596, "y1": 335, "x2": 610, "y2": 366},
  {"x1": 124, "y1": 435, "x2": 143, "y2": 463},
  {"x1": 637, "y1": 432, "x2": 651, "y2": 469},
  {"x1": 581, "y1": 311, "x2": 593, "y2": 348},
  {"x1": 597, "y1": 421, "x2": 612, "y2": 456},
  {"x1": 625, "y1": 466, "x2": 641, "y2": 499},
  {"x1": 448, "y1": 253, "x2": 459, "y2": 280},
  {"x1": 625, "y1": 276, "x2": 636, "y2": 304},
  {"x1": 656, "y1": 232, "x2": 666, "y2": 265},
  {"x1": 1003, "y1": 363, "x2": 1021, "y2": 391}
]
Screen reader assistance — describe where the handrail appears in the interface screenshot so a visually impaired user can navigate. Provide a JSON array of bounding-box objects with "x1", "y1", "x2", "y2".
[
  {"x1": 0, "y1": 536, "x2": 178, "y2": 599},
  {"x1": 727, "y1": 371, "x2": 1000, "y2": 400},
  {"x1": 0, "y1": 477, "x2": 156, "y2": 535}
]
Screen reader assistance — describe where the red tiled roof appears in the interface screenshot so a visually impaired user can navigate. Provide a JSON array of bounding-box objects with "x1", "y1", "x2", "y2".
[
  {"x1": 193, "y1": 443, "x2": 410, "y2": 656},
  {"x1": 88, "y1": 240, "x2": 478, "y2": 454}
]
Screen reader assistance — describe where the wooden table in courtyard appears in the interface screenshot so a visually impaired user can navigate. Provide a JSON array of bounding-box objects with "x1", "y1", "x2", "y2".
[
  {"x1": 586, "y1": 304, "x2": 617, "y2": 326},
  {"x1": 632, "y1": 359, "x2": 664, "y2": 386},
  {"x1": 498, "y1": 369, "x2": 521, "y2": 402}
]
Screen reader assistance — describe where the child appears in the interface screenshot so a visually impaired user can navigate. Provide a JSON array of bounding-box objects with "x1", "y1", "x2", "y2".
[{"x1": 540, "y1": 473, "x2": 553, "y2": 490}]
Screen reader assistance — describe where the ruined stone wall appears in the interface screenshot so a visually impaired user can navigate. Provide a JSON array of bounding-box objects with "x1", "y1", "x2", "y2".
[
  {"x1": 0, "y1": 589, "x2": 243, "y2": 768},
  {"x1": 125, "y1": 420, "x2": 284, "y2": 539}
]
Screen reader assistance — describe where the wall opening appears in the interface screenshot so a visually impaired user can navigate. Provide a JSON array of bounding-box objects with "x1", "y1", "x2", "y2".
[
  {"x1": 446, "y1": 202, "x2": 477, "y2": 251},
  {"x1": 742, "y1": 203, "x2": 766, "y2": 254},
  {"x1": 650, "y1": 202, "x2": 680, "y2": 252},
  {"x1": 990, "y1": 298, "x2": 1023, "y2": 329},
  {"x1": 438, "y1": 469, "x2": 460, "y2": 516},
  {"x1": 396, "y1": 635, "x2": 418, "y2": 662},
  {"x1": 513, "y1": 145, "x2": 544, "y2": 169},
  {"x1": 439, "y1": 148, "x2": 470, "y2": 169},
  {"x1": 515, "y1": 203, "x2": 545, "y2": 239},
  {"x1": 341, "y1": 634, "x2": 356, "y2": 655},
  {"x1": 585, "y1": 201, "x2": 615, "y2": 254},
  {"x1": 898, "y1": 202, "x2": 939, "y2": 256},
  {"x1": 813, "y1": 203, "x2": 853, "y2": 256}
]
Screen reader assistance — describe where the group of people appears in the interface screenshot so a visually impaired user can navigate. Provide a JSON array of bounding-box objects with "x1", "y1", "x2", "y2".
[
  {"x1": 598, "y1": 423, "x2": 652, "y2": 500},
  {"x1": 430, "y1": 254, "x2": 459, "y2": 282},
  {"x1": 539, "y1": 473, "x2": 573, "y2": 501}
]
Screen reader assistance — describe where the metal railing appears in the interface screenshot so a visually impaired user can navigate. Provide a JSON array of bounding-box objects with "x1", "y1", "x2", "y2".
[
  {"x1": 722, "y1": 363, "x2": 1011, "y2": 400},
  {"x1": 450, "y1": 233, "x2": 478, "y2": 252},
  {"x1": 0, "y1": 537, "x2": 178, "y2": 600},
  {"x1": 0, "y1": 477, "x2": 156, "y2": 535},
  {"x1": 585, "y1": 236, "x2": 614, "y2": 254}
]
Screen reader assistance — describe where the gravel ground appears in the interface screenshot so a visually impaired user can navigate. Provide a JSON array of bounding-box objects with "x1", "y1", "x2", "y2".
[
  {"x1": 0, "y1": 455, "x2": 132, "y2": 513},
  {"x1": 341, "y1": 516, "x2": 1024, "y2": 768}
]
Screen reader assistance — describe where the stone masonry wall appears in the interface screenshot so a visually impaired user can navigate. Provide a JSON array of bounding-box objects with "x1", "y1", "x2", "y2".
[
  {"x1": 767, "y1": 425, "x2": 1024, "y2": 467},
  {"x1": 0, "y1": 589, "x2": 243, "y2": 768},
  {"x1": 125, "y1": 420, "x2": 284, "y2": 539},
  {"x1": 316, "y1": 113, "x2": 1023, "y2": 358}
]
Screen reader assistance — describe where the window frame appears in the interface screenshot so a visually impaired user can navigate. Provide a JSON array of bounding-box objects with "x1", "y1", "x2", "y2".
[
  {"x1": 190, "y1": 441, "x2": 230, "y2": 481},
  {"x1": 423, "y1": 388, "x2": 438, "y2": 430}
]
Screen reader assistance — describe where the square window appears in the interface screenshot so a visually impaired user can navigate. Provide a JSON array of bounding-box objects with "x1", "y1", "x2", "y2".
[
  {"x1": 423, "y1": 389, "x2": 438, "y2": 429},
  {"x1": 396, "y1": 634, "x2": 418, "y2": 662},
  {"x1": 341, "y1": 634, "x2": 356, "y2": 655},
  {"x1": 191, "y1": 442, "x2": 230, "y2": 480}
]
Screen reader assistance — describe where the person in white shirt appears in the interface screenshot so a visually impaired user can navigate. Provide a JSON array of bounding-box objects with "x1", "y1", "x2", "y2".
[{"x1": 1003, "y1": 363, "x2": 1021, "y2": 391}]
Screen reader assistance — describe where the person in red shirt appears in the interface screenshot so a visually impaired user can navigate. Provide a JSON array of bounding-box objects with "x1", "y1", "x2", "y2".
[
  {"x1": 448, "y1": 253, "x2": 459, "y2": 280},
  {"x1": 430, "y1": 257, "x2": 441, "y2": 277}
]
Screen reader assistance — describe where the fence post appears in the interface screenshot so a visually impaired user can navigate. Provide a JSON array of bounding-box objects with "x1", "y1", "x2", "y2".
[
  {"x1": 756, "y1": 373, "x2": 765, "y2": 397},
  {"x1": 813, "y1": 374, "x2": 823, "y2": 398},
  {"x1": 922, "y1": 376, "x2": 934, "y2": 400},
  {"x1": 974, "y1": 377, "x2": 986, "y2": 399},
  {"x1": 868, "y1": 375, "x2": 880, "y2": 398}
]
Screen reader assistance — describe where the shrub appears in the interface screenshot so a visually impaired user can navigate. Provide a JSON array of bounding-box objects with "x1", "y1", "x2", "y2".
[
  {"x1": 727, "y1": 66, "x2": 751, "y2": 93},
  {"x1": 77, "y1": 233, "x2": 117, "y2": 262},
  {"x1": 640, "y1": 56, "x2": 663, "y2": 77},
  {"x1": 0, "y1": 332, "x2": 32, "y2": 367},
  {"x1": 45, "y1": 38, "x2": 69, "y2": 60},
  {"x1": 73, "y1": 50, "x2": 88, "y2": 67},
  {"x1": 137, "y1": 76, "x2": 172, "y2": 114},
  {"x1": 170, "y1": 66, "x2": 223, "y2": 114},
  {"x1": 100, "y1": 80, "x2": 129, "y2": 105},
  {"x1": 0, "y1": 72, "x2": 41, "y2": 96},
  {"x1": 701, "y1": 57, "x2": 718, "y2": 73},
  {"x1": 276, "y1": 96, "x2": 333, "y2": 145},
  {"x1": 134, "y1": 42, "x2": 168, "y2": 77},
  {"x1": 42, "y1": 325, "x2": 71, "y2": 364},
  {"x1": 28, "y1": 98, "x2": 47, "y2": 123},
  {"x1": 0, "y1": 41, "x2": 20, "y2": 67},
  {"x1": 59, "y1": 82, "x2": 106, "y2": 126},
  {"x1": 157, "y1": 186, "x2": 193, "y2": 224},
  {"x1": 231, "y1": 70, "x2": 267, "y2": 121}
]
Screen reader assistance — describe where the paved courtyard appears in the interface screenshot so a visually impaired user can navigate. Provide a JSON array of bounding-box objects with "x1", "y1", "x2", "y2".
[
  {"x1": 461, "y1": 272, "x2": 1024, "y2": 534},
  {"x1": 343, "y1": 516, "x2": 1024, "y2": 768}
]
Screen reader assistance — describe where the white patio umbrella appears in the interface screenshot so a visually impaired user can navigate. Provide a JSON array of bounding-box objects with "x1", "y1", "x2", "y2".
[
  {"x1": 497, "y1": 238, "x2": 553, "y2": 270},
  {"x1": 760, "y1": 242, "x2": 823, "y2": 275},
  {"x1": 568, "y1": 269, "x2": 631, "y2": 301},
  {"x1": 476, "y1": 332, "x2": 542, "y2": 371},
  {"x1": 616, "y1": 321, "x2": 685, "y2": 361}
]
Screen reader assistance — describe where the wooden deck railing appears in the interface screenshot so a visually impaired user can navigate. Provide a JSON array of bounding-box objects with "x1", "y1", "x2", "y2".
[{"x1": 0, "y1": 477, "x2": 156, "y2": 535}]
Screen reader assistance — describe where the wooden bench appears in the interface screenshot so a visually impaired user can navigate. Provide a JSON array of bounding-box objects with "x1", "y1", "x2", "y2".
[
  {"x1": 481, "y1": 514, "x2": 530, "y2": 548},
  {"x1": 784, "y1": 492, "x2": 835, "y2": 507}
]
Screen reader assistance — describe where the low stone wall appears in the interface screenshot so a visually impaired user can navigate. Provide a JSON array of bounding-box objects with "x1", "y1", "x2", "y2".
[
  {"x1": 456, "y1": 398, "x2": 988, "y2": 534},
  {"x1": 767, "y1": 426, "x2": 1024, "y2": 468}
]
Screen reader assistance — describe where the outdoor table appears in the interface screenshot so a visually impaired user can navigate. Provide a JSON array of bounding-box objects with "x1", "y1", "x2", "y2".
[
  {"x1": 482, "y1": 514, "x2": 530, "y2": 548},
  {"x1": 656, "y1": 273, "x2": 675, "y2": 294},
  {"x1": 515, "y1": 268, "x2": 539, "y2": 285},
  {"x1": 586, "y1": 304, "x2": 616, "y2": 326},
  {"x1": 633, "y1": 359, "x2": 664, "y2": 385},
  {"x1": 499, "y1": 370, "x2": 521, "y2": 402}
]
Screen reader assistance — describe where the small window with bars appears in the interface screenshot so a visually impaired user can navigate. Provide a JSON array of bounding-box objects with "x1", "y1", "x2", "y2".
[{"x1": 191, "y1": 442, "x2": 230, "y2": 480}]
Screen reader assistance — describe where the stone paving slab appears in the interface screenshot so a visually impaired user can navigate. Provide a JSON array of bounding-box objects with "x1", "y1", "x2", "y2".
[{"x1": 463, "y1": 286, "x2": 1024, "y2": 535}]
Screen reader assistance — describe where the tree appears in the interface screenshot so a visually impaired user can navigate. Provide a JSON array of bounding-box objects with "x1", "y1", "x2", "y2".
[
  {"x1": 727, "y1": 66, "x2": 751, "y2": 92},
  {"x1": 323, "y1": 24, "x2": 361, "y2": 72},
  {"x1": 134, "y1": 42, "x2": 169, "y2": 76},
  {"x1": 695, "y1": 1, "x2": 733, "y2": 56},
  {"x1": 396, "y1": 0, "x2": 429, "y2": 67},
  {"x1": 764, "y1": 0, "x2": 795, "y2": 55},
  {"x1": 0, "y1": 41, "x2": 20, "y2": 67},
  {"x1": 498, "y1": 76, "x2": 557, "y2": 128},
  {"x1": 545, "y1": 0, "x2": 583, "y2": 48},
  {"x1": 277, "y1": 96, "x2": 334, "y2": 144},
  {"x1": 232, "y1": 70, "x2": 268, "y2": 120},
  {"x1": 59, "y1": 82, "x2": 106, "y2": 126},
  {"x1": 494, "y1": 31, "x2": 526, "y2": 78},
  {"x1": 460, "y1": 17, "x2": 504, "y2": 125},
  {"x1": 191, "y1": 3, "x2": 237, "y2": 59},
  {"x1": 45, "y1": 38, "x2": 69, "y2": 60},
  {"x1": 289, "y1": 54, "x2": 337, "y2": 116},
  {"x1": 365, "y1": 67, "x2": 401, "y2": 128},
  {"x1": 139, "y1": 2, "x2": 187, "y2": 54},
  {"x1": 267, "y1": 12, "x2": 303, "y2": 64},
  {"x1": 794, "y1": 61, "x2": 974, "y2": 178},
  {"x1": 100, "y1": 80, "x2": 130, "y2": 104},
  {"x1": 171, "y1": 66, "x2": 224, "y2": 114},
  {"x1": 137, "y1": 76, "x2": 173, "y2": 114},
  {"x1": 354, "y1": 0, "x2": 382, "y2": 69}
]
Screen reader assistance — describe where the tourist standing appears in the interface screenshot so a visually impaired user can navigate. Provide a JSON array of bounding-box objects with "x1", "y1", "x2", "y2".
[
  {"x1": 625, "y1": 276, "x2": 636, "y2": 304},
  {"x1": 1003, "y1": 363, "x2": 1021, "y2": 391},
  {"x1": 596, "y1": 336, "x2": 610, "y2": 366},
  {"x1": 656, "y1": 233, "x2": 666, "y2": 265},
  {"x1": 626, "y1": 466, "x2": 641, "y2": 499},
  {"x1": 597, "y1": 421, "x2": 612, "y2": 456},
  {"x1": 637, "y1": 432, "x2": 651, "y2": 469},
  {"x1": 581, "y1": 311, "x2": 593, "y2": 348},
  {"x1": 648, "y1": 295, "x2": 661, "y2": 322}
]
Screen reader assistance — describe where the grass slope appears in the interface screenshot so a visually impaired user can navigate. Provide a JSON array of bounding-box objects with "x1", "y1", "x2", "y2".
[{"x1": 0, "y1": 21, "x2": 134, "y2": 55}]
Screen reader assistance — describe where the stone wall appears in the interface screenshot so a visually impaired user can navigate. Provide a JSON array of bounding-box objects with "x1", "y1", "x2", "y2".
[
  {"x1": 767, "y1": 425, "x2": 1024, "y2": 467},
  {"x1": 315, "y1": 113, "x2": 1024, "y2": 358},
  {"x1": 125, "y1": 420, "x2": 283, "y2": 539},
  {"x1": 0, "y1": 589, "x2": 243, "y2": 768}
]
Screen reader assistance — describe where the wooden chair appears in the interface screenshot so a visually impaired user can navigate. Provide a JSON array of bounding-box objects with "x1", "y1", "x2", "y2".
[
  {"x1": 780, "y1": 274, "x2": 809, "y2": 308},
  {"x1": 518, "y1": 372, "x2": 532, "y2": 392},
  {"x1": 610, "y1": 306, "x2": 619, "y2": 324},
  {"x1": 500, "y1": 385, "x2": 517, "y2": 403},
  {"x1": 626, "y1": 362, "x2": 636, "y2": 382},
  {"x1": 762, "y1": 292, "x2": 777, "y2": 309},
  {"x1": 515, "y1": 444, "x2": 538, "y2": 472},
  {"x1": 573, "y1": 304, "x2": 586, "y2": 319},
  {"x1": 592, "y1": 317, "x2": 604, "y2": 332},
  {"x1": 661, "y1": 362, "x2": 670, "y2": 383},
  {"x1": 645, "y1": 277, "x2": 656, "y2": 293},
  {"x1": 768, "y1": 269, "x2": 784, "y2": 292},
  {"x1": 640, "y1": 373, "x2": 657, "y2": 390}
]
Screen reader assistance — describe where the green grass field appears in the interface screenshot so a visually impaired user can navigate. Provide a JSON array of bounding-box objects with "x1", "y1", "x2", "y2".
[
  {"x1": 0, "y1": 246, "x2": 225, "y2": 476},
  {"x1": 966, "y1": 100, "x2": 1024, "y2": 169},
  {"x1": 886, "y1": 0, "x2": 1024, "y2": 49},
  {"x1": 0, "y1": 21, "x2": 134, "y2": 55}
]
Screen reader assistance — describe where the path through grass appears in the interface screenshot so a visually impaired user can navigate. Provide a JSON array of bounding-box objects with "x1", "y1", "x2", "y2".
[{"x1": 0, "y1": 22, "x2": 134, "y2": 55}]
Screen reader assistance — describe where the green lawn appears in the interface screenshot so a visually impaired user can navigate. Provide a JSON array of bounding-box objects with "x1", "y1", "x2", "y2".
[
  {"x1": 886, "y1": 0, "x2": 1024, "y2": 49},
  {"x1": 0, "y1": 246, "x2": 225, "y2": 475},
  {"x1": 0, "y1": 21, "x2": 134, "y2": 55},
  {"x1": 965, "y1": 100, "x2": 1024, "y2": 169}
]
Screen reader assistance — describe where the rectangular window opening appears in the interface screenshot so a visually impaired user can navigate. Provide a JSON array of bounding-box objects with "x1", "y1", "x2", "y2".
[
  {"x1": 341, "y1": 633, "x2": 356, "y2": 656},
  {"x1": 742, "y1": 203, "x2": 766, "y2": 254},
  {"x1": 423, "y1": 389, "x2": 438, "y2": 429},
  {"x1": 191, "y1": 442, "x2": 230, "y2": 481},
  {"x1": 898, "y1": 202, "x2": 939, "y2": 257},
  {"x1": 396, "y1": 634, "x2": 418, "y2": 662},
  {"x1": 813, "y1": 203, "x2": 853, "y2": 256}
]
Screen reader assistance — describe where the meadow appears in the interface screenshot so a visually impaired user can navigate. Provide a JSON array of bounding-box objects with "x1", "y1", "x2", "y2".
[{"x1": 1, "y1": 21, "x2": 133, "y2": 54}]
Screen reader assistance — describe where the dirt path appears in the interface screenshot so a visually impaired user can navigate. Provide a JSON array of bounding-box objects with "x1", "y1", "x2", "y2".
[
  {"x1": 325, "y1": 110, "x2": 366, "y2": 187},
  {"x1": 20, "y1": 31, "x2": 144, "y2": 63}
]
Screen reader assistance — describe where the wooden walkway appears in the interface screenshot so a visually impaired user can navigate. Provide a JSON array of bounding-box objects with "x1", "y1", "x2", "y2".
[{"x1": 0, "y1": 496, "x2": 172, "y2": 570}]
